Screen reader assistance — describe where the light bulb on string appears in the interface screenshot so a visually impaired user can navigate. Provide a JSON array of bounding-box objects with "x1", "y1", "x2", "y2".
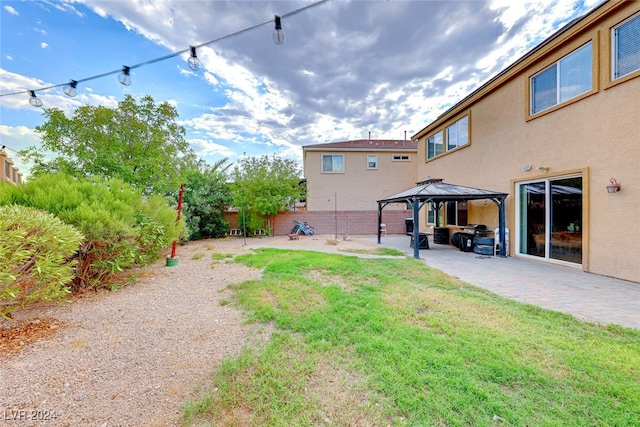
[
  {"x1": 273, "y1": 15, "x2": 285, "y2": 45},
  {"x1": 188, "y1": 46, "x2": 201, "y2": 71},
  {"x1": 29, "y1": 90, "x2": 43, "y2": 107},
  {"x1": 63, "y1": 80, "x2": 78, "y2": 97},
  {"x1": 118, "y1": 66, "x2": 131, "y2": 86}
]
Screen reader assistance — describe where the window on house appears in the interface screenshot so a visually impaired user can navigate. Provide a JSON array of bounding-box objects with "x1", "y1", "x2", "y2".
[
  {"x1": 5, "y1": 161, "x2": 10, "y2": 178},
  {"x1": 427, "y1": 203, "x2": 437, "y2": 224},
  {"x1": 392, "y1": 154, "x2": 411, "y2": 161},
  {"x1": 612, "y1": 12, "x2": 640, "y2": 80},
  {"x1": 322, "y1": 154, "x2": 344, "y2": 173},
  {"x1": 367, "y1": 154, "x2": 378, "y2": 169},
  {"x1": 531, "y1": 42, "x2": 592, "y2": 114},
  {"x1": 445, "y1": 201, "x2": 468, "y2": 226},
  {"x1": 426, "y1": 131, "x2": 443, "y2": 159},
  {"x1": 446, "y1": 115, "x2": 469, "y2": 151}
]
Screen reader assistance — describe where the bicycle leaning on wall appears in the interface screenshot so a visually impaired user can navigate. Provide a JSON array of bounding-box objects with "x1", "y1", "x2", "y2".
[{"x1": 291, "y1": 220, "x2": 316, "y2": 236}]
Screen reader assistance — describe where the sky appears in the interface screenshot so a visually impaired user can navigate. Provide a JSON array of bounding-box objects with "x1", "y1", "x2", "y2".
[{"x1": 0, "y1": 0, "x2": 604, "y2": 177}]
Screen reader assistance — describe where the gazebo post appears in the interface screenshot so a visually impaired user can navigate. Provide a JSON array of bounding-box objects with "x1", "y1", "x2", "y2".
[
  {"x1": 412, "y1": 196, "x2": 420, "y2": 259},
  {"x1": 377, "y1": 203, "x2": 383, "y2": 244},
  {"x1": 498, "y1": 198, "x2": 506, "y2": 257}
]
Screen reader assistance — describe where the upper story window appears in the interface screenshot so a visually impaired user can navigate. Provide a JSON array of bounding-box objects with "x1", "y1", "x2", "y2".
[
  {"x1": 446, "y1": 116, "x2": 469, "y2": 151},
  {"x1": 612, "y1": 12, "x2": 640, "y2": 80},
  {"x1": 426, "y1": 113, "x2": 469, "y2": 160},
  {"x1": 530, "y1": 42, "x2": 592, "y2": 115},
  {"x1": 426, "y1": 131, "x2": 443, "y2": 159},
  {"x1": 392, "y1": 154, "x2": 411, "y2": 161},
  {"x1": 367, "y1": 154, "x2": 378, "y2": 169},
  {"x1": 322, "y1": 154, "x2": 344, "y2": 173}
]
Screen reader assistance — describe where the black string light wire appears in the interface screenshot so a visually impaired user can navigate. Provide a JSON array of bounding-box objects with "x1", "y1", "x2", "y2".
[{"x1": 0, "y1": 0, "x2": 330, "y2": 103}]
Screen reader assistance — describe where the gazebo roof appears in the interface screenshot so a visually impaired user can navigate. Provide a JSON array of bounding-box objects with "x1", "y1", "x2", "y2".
[{"x1": 377, "y1": 178, "x2": 508, "y2": 205}]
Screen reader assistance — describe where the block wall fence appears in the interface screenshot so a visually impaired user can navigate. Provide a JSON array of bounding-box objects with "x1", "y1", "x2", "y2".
[{"x1": 225, "y1": 210, "x2": 414, "y2": 236}]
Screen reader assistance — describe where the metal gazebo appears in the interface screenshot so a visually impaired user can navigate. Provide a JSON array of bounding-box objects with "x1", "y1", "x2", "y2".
[{"x1": 377, "y1": 178, "x2": 509, "y2": 259}]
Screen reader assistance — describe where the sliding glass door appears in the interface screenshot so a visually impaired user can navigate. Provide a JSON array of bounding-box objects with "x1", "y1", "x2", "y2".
[{"x1": 517, "y1": 175, "x2": 582, "y2": 264}]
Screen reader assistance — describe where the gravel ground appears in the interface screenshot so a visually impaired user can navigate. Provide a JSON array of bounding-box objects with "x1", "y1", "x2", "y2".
[{"x1": 0, "y1": 235, "x2": 379, "y2": 427}]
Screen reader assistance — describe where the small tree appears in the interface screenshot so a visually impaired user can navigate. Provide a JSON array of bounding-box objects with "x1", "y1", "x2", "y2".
[
  {"x1": 231, "y1": 154, "x2": 305, "y2": 234},
  {"x1": 21, "y1": 94, "x2": 198, "y2": 195},
  {"x1": 181, "y1": 159, "x2": 233, "y2": 240}
]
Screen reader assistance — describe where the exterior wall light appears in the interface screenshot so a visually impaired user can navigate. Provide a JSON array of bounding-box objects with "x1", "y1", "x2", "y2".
[{"x1": 607, "y1": 178, "x2": 621, "y2": 193}]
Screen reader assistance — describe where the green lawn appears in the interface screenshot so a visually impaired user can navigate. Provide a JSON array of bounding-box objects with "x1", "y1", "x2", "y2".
[{"x1": 183, "y1": 249, "x2": 640, "y2": 426}]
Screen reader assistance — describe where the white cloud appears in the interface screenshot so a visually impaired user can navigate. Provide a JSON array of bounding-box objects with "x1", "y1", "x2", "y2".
[
  {"x1": 0, "y1": 68, "x2": 119, "y2": 112},
  {"x1": 189, "y1": 138, "x2": 236, "y2": 158},
  {"x1": 0, "y1": 68, "x2": 47, "y2": 110},
  {"x1": 0, "y1": 125, "x2": 42, "y2": 177},
  {"x1": 40, "y1": 42, "x2": 49, "y2": 49},
  {"x1": 4, "y1": 5, "x2": 19, "y2": 16},
  {"x1": 1, "y1": 0, "x2": 605, "y2": 167}
]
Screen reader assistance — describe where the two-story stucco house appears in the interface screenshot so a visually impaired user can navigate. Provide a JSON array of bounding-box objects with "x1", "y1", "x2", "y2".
[
  {"x1": 412, "y1": 0, "x2": 639, "y2": 282},
  {"x1": 0, "y1": 148, "x2": 23, "y2": 185},
  {"x1": 303, "y1": 139, "x2": 418, "y2": 211}
]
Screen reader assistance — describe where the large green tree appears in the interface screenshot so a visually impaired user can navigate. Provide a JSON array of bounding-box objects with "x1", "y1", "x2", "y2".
[
  {"x1": 231, "y1": 154, "x2": 305, "y2": 234},
  {"x1": 182, "y1": 159, "x2": 233, "y2": 240},
  {"x1": 22, "y1": 94, "x2": 197, "y2": 195}
]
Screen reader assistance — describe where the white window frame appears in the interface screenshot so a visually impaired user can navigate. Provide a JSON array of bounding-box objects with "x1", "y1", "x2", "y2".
[
  {"x1": 612, "y1": 12, "x2": 640, "y2": 80},
  {"x1": 321, "y1": 154, "x2": 344, "y2": 173},
  {"x1": 426, "y1": 131, "x2": 443, "y2": 159},
  {"x1": 530, "y1": 42, "x2": 592, "y2": 115},
  {"x1": 392, "y1": 154, "x2": 411, "y2": 161},
  {"x1": 446, "y1": 115, "x2": 469, "y2": 151},
  {"x1": 367, "y1": 154, "x2": 378, "y2": 170}
]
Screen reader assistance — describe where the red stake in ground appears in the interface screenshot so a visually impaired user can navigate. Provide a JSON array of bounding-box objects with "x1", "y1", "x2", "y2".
[{"x1": 170, "y1": 183, "x2": 185, "y2": 259}]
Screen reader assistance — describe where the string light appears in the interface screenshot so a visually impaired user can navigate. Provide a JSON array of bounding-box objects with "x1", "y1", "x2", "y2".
[
  {"x1": 273, "y1": 16, "x2": 285, "y2": 45},
  {"x1": 63, "y1": 80, "x2": 78, "y2": 97},
  {"x1": 28, "y1": 91, "x2": 43, "y2": 107},
  {"x1": 188, "y1": 46, "x2": 201, "y2": 71},
  {"x1": 118, "y1": 66, "x2": 132, "y2": 86},
  {"x1": 0, "y1": 0, "x2": 330, "y2": 105}
]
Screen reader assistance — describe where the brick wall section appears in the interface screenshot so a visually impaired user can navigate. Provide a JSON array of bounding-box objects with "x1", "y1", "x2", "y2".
[{"x1": 225, "y1": 210, "x2": 413, "y2": 236}]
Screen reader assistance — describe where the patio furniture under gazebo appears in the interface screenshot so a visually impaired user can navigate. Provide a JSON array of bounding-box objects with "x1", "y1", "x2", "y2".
[{"x1": 377, "y1": 178, "x2": 508, "y2": 259}]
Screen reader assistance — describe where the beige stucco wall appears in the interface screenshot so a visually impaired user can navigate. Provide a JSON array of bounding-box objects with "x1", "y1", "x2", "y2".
[
  {"x1": 304, "y1": 150, "x2": 417, "y2": 211},
  {"x1": 0, "y1": 151, "x2": 22, "y2": 185},
  {"x1": 415, "y1": 1, "x2": 640, "y2": 282}
]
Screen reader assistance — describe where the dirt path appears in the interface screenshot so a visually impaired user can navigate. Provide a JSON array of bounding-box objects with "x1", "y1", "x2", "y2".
[{"x1": 0, "y1": 235, "x2": 379, "y2": 426}]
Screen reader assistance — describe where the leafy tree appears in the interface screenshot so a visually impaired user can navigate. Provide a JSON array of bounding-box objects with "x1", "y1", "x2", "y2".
[
  {"x1": 182, "y1": 159, "x2": 233, "y2": 240},
  {"x1": 231, "y1": 154, "x2": 305, "y2": 234},
  {"x1": 21, "y1": 94, "x2": 197, "y2": 195}
]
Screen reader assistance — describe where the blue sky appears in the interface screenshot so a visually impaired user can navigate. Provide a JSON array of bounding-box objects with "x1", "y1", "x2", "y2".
[{"x1": 1, "y1": 0, "x2": 603, "y2": 177}]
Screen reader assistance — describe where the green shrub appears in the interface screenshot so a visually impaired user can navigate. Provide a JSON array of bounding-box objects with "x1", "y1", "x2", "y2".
[
  {"x1": 5, "y1": 173, "x2": 183, "y2": 291},
  {"x1": 0, "y1": 181, "x2": 20, "y2": 205},
  {"x1": 0, "y1": 205, "x2": 84, "y2": 319}
]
